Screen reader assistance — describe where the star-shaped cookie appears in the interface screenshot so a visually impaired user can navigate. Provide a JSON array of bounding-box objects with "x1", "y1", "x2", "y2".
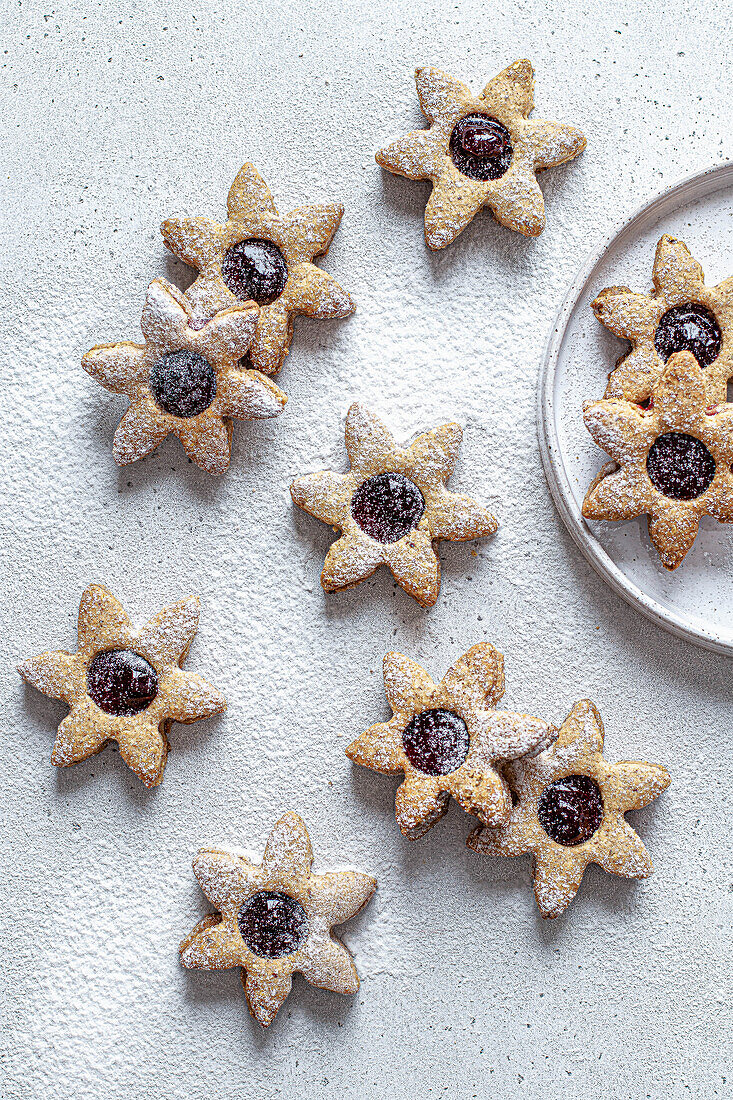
[
  {"x1": 376, "y1": 61, "x2": 585, "y2": 249},
  {"x1": 467, "y1": 700, "x2": 670, "y2": 919},
  {"x1": 290, "y1": 403, "x2": 497, "y2": 607},
  {"x1": 582, "y1": 351, "x2": 733, "y2": 569},
  {"x1": 180, "y1": 812, "x2": 376, "y2": 1027},
  {"x1": 18, "y1": 584, "x2": 226, "y2": 787},
  {"x1": 346, "y1": 644, "x2": 554, "y2": 839},
  {"x1": 82, "y1": 278, "x2": 287, "y2": 474},
  {"x1": 593, "y1": 234, "x2": 733, "y2": 403},
  {"x1": 161, "y1": 163, "x2": 354, "y2": 375}
]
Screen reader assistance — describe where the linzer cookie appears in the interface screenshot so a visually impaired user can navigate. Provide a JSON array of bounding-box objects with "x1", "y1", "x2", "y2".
[
  {"x1": 346, "y1": 644, "x2": 553, "y2": 839},
  {"x1": 582, "y1": 351, "x2": 733, "y2": 569},
  {"x1": 593, "y1": 235, "x2": 733, "y2": 403},
  {"x1": 161, "y1": 163, "x2": 354, "y2": 375},
  {"x1": 180, "y1": 812, "x2": 376, "y2": 1027},
  {"x1": 290, "y1": 403, "x2": 497, "y2": 607},
  {"x1": 467, "y1": 700, "x2": 670, "y2": 919},
  {"x1": 18, "y1": 584, "x2": 226, "y2": 787},
  {"x1": 375, "y1": 61, "x2": 585, "y2": 249},
  {"x1": 82, "y1": 278, "x2": 286, "y2": 474}
]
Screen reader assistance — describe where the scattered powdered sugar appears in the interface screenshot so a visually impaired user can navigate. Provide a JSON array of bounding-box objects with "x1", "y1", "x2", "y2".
[
  {"x1": 290, "y1": 403, "x2": 496, "y2": 606},
  {"x1": 593, "y1": 234, "x2": 733, "y2": 403},
  {"x1": 376, "y1": 61, "x2": 584, "y2": 247},
  {"x1": 470, "y1": 701, "x2": 670, "y2": 918},
  {"x1": 161, "y1": 163, "x2": 354, "y2": 375},
  {"x1": 181, "y1": 815, "x2": 376, "y2": 1026}
]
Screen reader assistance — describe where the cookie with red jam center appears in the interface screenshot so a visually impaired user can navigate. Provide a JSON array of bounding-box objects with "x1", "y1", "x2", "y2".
[
  {"x1": 291, "y1": 404, "x2": 497, "y2": 607},
  {"x1": 583, "y1": 352, "x2": 733, "y2": 570},
  {"x1": 180, "y1": 812, "x2": 376, "y2": 1027},
  {"x1": 17, "y1": 584, "x2": 226, "y2": 787},
  {"x1": 468, "y1": 700, "x2": 671, "y2": 919}
]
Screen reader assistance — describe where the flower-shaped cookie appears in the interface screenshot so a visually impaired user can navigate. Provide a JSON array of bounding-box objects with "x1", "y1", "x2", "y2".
[
  {"x1": 180, "y1": 812, "x2": 376, "y2": 1027},
  {"x1": 582, "y1": 351, "x2": 733, "y2": 569},
  {"x1": 346, "y1": 644, "x2": 554, "y2": 839},
  {"x1": 376, "y1": 61, "x2": 585, "y2": 249},
  {"x1": 82, "y1": 278, "x2": 287, "y2": 474},
  {"x1": 290, "y1": 403, "x2": 497, "y2": 607},
  {"x1": 594, "y1": 235, "x2": 733, "y2": 403},
  {"x1": 18, "y1": 584, "x2": 226, "y2": 787},
  {"x1": 161, "y1": 163, "x2": 354, "y2": 375},
  {"x1": 467, "y1": 700, "x2": 670, "y2": 919}
]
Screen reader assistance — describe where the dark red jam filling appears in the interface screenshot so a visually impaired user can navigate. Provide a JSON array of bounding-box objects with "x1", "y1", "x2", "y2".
[
  {"x1": 86, "y1": 650, "x2": 158, "y2": 716},
  {"x1": 351, "y1": 472, "x2": 425, "y2": 543},
  {"x1": 538, "y1": 775, "x2": 603, "y2": 846},
  {"x1": 237, "y1": 891, "x2": 308, "y2": 959},
  {"x1": 222, "y1": 238, "x2": 288, "y2": 305},
  {"x1": 149, "y1": 350, "x2": 216, "y2": 418},
  {"x1": 653, "y1": 304, "x2": 722, "y2": 368},
  {"x1": 646, "y1": 432, "x2": 715, "y2": 500},
  {"x1": 449, "y1": 114, "x2": 513, "y2": 181},
  {"x1": 402, "y1": 708, "x2": 470, "y2": 776}
]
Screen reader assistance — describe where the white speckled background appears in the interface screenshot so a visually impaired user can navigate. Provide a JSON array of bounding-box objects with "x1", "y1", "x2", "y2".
[{"x1": 2, "y1": 2, "x2": 731, "y2": 1098}]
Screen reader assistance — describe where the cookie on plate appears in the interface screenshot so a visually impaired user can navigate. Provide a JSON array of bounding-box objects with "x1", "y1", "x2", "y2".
[
  {"x1": 582, "y1": 351, "x2": 733, "y2": 569},
  {"x1": 290, "y1": 403, "x2": 497, "y2": 607},
  {"x1": 180, "y1": 812, "x2": 376, "y2": 1027},
  {"x1": 467, "y1": 700, "x2": 670, "y2": 918},
  {"x1": 346, "y1": 643, "x2": 554, "y2": 838},
  {"x1": 161, "y1": 163, "x2": 354, "y2": 375},
  {"x1": 18, "y1": 584, "x2": 226, "y2": 787},
  {"x1": 593, "y1": 234, "x2": 733, "y2": 403},
  {"x1": 83, "y1": 278, "x2": 286, "y2": 474},
  {"x1": 376, "y1": 60, "x2": 585, "y2": 249}
]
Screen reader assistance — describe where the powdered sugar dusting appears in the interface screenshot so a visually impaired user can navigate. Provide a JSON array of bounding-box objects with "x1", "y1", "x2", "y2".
[
  {"x1": 593, "y1": 234, "x2": 733, "y2": 403},
  {"x1": 583, "y1": 352, "x2": 733, "y2": 569},
  {"x1": 180, "y1": 814, "x2": 375, "y2": 1026},
  {"x1": 375, "y1": 61, "x2": 584, "y2": 248},
  {"x1": 291, "y1": 404, "x2": 496, "y2": 606},
  {"x1": 161, "y1": 163, "x2": 354, "y2": 374},
  {"x1": 83, "y1": 278, "x2": 285, "y2": 474},
  {"x1": 17, "y1": 584, "x2": 226, "y2": 787},
  {"x1": 468, "y1": 700, "x2": 670, "y2": 918},
  {"x1": 348, "y1": 643, "x2": 552, "y2": 837}
]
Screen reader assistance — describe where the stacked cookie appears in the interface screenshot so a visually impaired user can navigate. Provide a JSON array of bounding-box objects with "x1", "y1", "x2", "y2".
[
  {"x1": 83, "y1": 162, "x2": 354, "y2": 473},
  {"x1": 581, "y1": 235, "x2": 733, "y2": 569},
  {"x1": 348, "y1": 642, "x2": 669, "y2": 922}
]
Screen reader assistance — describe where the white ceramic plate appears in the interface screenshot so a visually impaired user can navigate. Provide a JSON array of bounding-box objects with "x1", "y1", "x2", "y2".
[{"x1": 538, "y1": 162, "x2": 733, "y2": 655}]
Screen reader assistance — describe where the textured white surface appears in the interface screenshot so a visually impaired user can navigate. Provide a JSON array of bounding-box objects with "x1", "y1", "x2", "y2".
[{"x1": 1, "y1": 2, "x2": 731, "y2": 1098}]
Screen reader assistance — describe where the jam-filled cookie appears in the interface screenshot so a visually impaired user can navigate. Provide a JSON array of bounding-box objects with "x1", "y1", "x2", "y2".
[
  {"x1": 593, "y1": 235, "x2": 733, "y2": 404},
  {"x1": 290, "y1": 403, "x2": 497, "y2": 607},
  {"x1": 161, "y1": 163, "x2": 354, "y2": 375},
  {"x1": 346, "y1": 644, "x2": 553, "y2": 839},
  {"x1": 467, "y1": 700, "x2": 670, "y2": 919},
  {"x1": 180, "y1": 812, "x2": 376, "y2": 1027},
  {"x1": 18, "y1": 584, "x2": 226, "y2": 787},
  {"x1": 582, "y1": 350, "x2": 733, "y2": 569},
  {"x1": 376, "y1": 61, "x2": 585, "y2": 249},
  {"x1": 82, "y1": 278, "x2": 286, "y2": 474}
]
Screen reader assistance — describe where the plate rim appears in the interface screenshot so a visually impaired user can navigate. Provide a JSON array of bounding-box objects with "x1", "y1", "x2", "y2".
[{"x1": 537, "y1": 160, "x2": 733, "y2": 657}]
